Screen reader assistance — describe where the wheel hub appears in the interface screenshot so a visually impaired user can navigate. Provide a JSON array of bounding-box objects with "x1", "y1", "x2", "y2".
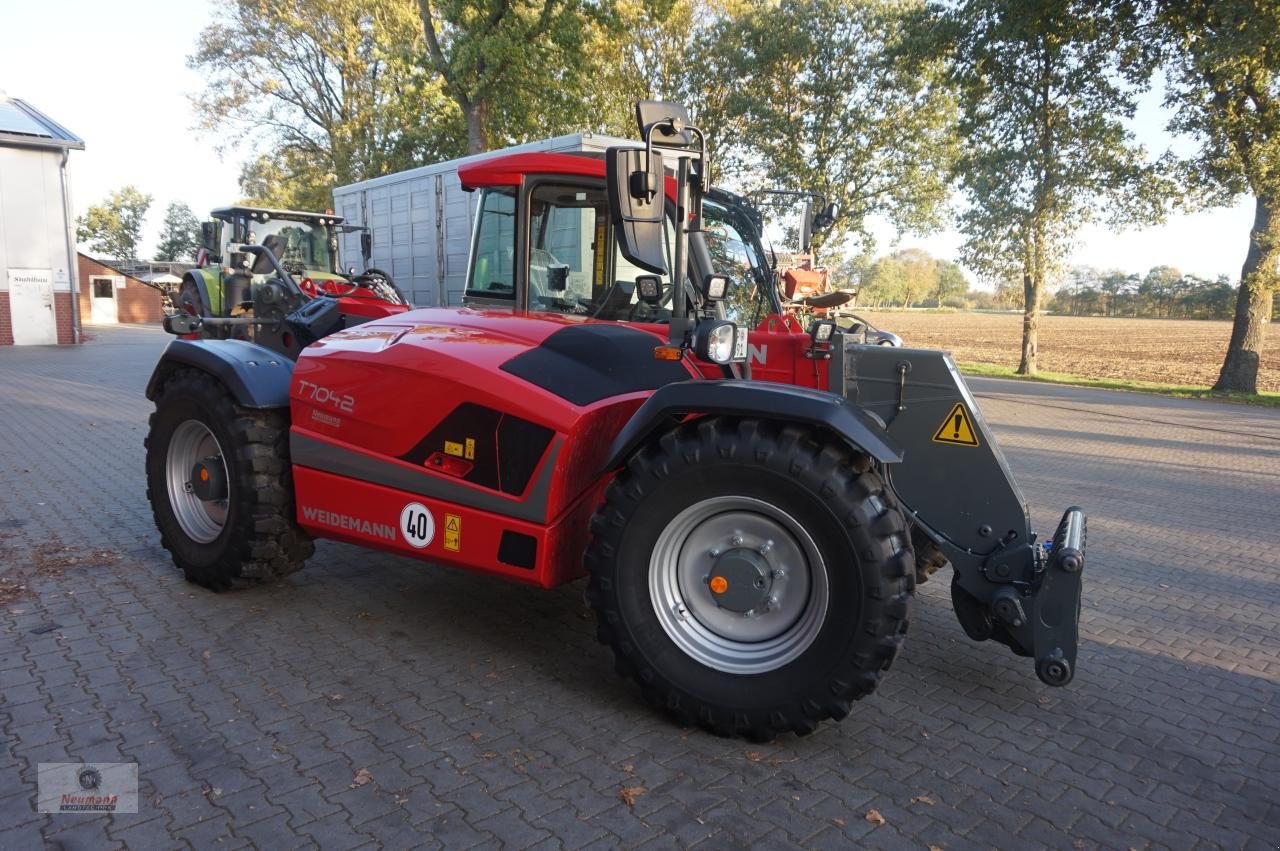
[
  {"x1": 189, "y1": 457, "x2": 227, "y2": 501},
  {"x1": 707, "y1": 548, "x2": 772, "y2": 614},
  {"x1": 649, "y1": 496, "x2": 829, "y2": 674},
  {"x1": 166, "y1": 419, "x2": 230, "y2": 544}
]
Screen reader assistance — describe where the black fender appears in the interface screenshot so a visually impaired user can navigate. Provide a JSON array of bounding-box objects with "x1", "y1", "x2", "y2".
[
  {"x1": 145, "y1": 339, "x2": 295, "y2": 409},
  {"x1": 600, "y1": 380, "x2": 903, "y2": 473}
]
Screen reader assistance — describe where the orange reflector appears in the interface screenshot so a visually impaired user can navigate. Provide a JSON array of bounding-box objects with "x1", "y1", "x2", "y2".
[
  {"x1": 653, "y1": 345, "x2": 682, "y2": 361},
  {"x1": 199, "y1": 469, "x2": 209, "y2": 482},
  {"x1": 709, "y1": 576, "x2": 728, "y2": 595}
]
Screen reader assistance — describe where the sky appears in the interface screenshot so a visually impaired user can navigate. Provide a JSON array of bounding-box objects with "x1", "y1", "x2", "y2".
[{"x1": 0, "y1": 0, "x2": 1258, "y2": 284}]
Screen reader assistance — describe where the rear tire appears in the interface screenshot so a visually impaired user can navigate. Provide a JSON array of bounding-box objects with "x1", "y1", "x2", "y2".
[
  {"x1": 585, "y1": 418, "x2": 914, "y2": 740},
  {"x1": 145, "y1": 368, "x2": 312, "y2": 590}
]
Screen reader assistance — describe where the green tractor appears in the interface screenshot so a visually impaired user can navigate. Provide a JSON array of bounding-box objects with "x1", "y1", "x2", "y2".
[{"x1": 175, "y1": 206, "x2": 409, "y2": 351}]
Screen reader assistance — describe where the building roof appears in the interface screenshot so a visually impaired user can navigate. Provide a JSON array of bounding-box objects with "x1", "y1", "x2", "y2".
[
  {"x1": 78, "y1": 252, "x2": 146, "y2": 283},
  {"x1": 0, "y1": 96, "x2": 84, "y2": 151}
]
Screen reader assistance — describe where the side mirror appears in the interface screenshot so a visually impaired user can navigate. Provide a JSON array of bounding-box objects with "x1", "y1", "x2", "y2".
[
  {"x1": 360, "y1": 231, "x2": 372, "y2": 262},
  {"x1": 635, "y1": 100, "x2": 693, "y2": 148},
  {"x1": 811, "y1": 202, "x2": 840, "y2": 233},
  {"x1": 200, "y1": 221, "x2": 222, "y2": 252},
  {"x1": 546, "y1": 264, "x2": 569, "y2": 292},
  {"x1": 606, "y1": 146, "x2": 667, "y2": 274}
]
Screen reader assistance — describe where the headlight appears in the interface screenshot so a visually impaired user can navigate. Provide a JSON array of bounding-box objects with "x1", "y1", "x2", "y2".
[{"x1": 694, "y1": 320, "x2": 738, "y2": 364}]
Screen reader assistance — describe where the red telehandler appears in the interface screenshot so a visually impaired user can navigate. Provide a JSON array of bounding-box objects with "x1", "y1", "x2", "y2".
[{"x1": 144, "y1": 103, "x2": 1085, "y2": 739}]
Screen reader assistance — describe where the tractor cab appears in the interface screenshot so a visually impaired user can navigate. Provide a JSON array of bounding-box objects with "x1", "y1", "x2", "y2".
[
  {"x1": 199, "y1": 206, "x2": 342, "y2": 283},
  {"x1": 169, "y1": 205, "x2": 408, "y2": 355}
]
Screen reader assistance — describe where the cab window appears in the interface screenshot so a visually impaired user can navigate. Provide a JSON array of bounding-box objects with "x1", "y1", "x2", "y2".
[
  {"x1": 466, "y1": 188, "x2": 517, "y2": 299},
  {"x1": 527, "y1": 183, "x2": 676, "y2": 319},
  {"x1": 527, "y1": 184, "x2": 601, "y2": 312},
  {"x1": 704, "y1": 200, "x2": 771, "y2": 326}
]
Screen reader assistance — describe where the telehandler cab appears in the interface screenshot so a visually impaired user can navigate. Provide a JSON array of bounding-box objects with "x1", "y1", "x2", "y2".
[{"x1": 144, "y1": 102, "x2": 1085, "y2": 739}]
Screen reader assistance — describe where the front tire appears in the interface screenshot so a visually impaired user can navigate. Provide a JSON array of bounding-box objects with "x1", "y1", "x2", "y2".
[
  {"x1": 145, "y1": 368, "x2": 313, "y2": 590},
  {"x1": 585, "y1": 418, "x2": 914, "y2": 739}
]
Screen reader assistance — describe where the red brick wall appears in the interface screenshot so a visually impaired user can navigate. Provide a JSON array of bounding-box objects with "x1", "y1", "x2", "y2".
[
  {"x1": 55, "y1": 292, "x2": 78, "y2": 344},
  {"x1": 77, "y1": 254, "x2": 167, "y2": 326},
  {"x1": 0, "y1": 292, "x2": 12, "y2": 346}
]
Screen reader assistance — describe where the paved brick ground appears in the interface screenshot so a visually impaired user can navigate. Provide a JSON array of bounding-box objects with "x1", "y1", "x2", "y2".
[{"x1": 1, "y1": 324, "x2": 1277, "y2": 849}]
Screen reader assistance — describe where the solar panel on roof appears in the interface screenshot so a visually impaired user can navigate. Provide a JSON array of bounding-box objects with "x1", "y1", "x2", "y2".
[{"x1": 0, "y1": 101, "x2": 54, "y2": 138}]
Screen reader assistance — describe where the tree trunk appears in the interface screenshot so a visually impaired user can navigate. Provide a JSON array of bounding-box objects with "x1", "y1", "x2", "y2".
[
  {"x1": 1214, "y1": 195, "x2": 1278, "y2": 394},
  {"x1": 465, "y1": 99, "x2": 490, "y2": 155},
  {"x1": 1018, "y1": 268, "x2": 1040, "y2": 375}
]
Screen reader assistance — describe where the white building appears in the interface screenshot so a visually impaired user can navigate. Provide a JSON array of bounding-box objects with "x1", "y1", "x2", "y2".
[{"x1": 0, "y1": 95, "x2": 84, "y2": 345}]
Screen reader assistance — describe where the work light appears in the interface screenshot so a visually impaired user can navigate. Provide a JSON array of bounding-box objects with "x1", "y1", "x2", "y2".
[
  {"x1": 702, "y1": 274, "x2": 729, "y2": 301},
  {"x1": 636, "y1": 274, "x2": 662, "y2": 304}
]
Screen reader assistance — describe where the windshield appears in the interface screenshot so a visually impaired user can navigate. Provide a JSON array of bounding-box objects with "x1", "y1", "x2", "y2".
[
  {"x1": 246, "y1": 217, "x2": 334, "y2": 273},
  {"x1": 702, "y1": 197, "x2": 777, "y2": 326}
]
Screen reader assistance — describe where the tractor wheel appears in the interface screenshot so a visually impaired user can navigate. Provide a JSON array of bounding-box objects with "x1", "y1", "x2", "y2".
[
  {"x1": 585, "y1": 418, "x2": 914, "y2": 740},
  {"x1": 176, "y1": 279, "x2": 203, "y2": 318},
  {"x1": 145, "y1": 368, "x2": 313, "y2": 590},
  {"x1": 911, "y1": 526, "x2": 950, "y2": 584},
  {"x1": 176, "y1": 279, "x2": 218, "y2": 340}
]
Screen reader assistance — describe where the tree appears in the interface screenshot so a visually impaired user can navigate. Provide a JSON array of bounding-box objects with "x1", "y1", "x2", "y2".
[
  {"x1": 936, "y1": 0, "x2": 1169, "y2": 374},
  {"x1": 154, "y1": 202, "x2": 202, "y2": 262},
  {"x1": 417, "y1": 0, "x2": 596, "y2": 154},
  {"x1": 934, "y1": 260, "x2": 969, "y2": 305},
  {"x1": 191, "y1": 0, "x2": 457, "y2": 210},
  {"x1": 1155, "y1": 0, "x2": 1280, "y2": 393},
  {"x1": 1140, "y1": 265, "x2": 1184, "y2": 317},
  {"x1": 77, "y1": 186, "x2": 152, "y2": 262},
  {"x1": 699, "y1": 0, "x2": 958, "y2": 251}
]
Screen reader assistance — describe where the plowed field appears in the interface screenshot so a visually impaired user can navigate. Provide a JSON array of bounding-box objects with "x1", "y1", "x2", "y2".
[{"x1": 857, "y1": 312, "x2": 1280, "y2": 393}]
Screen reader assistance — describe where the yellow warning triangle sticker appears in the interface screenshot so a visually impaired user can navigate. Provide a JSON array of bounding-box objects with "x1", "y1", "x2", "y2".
[
  {"x1": 932, "y1": 402, "x2": 980, "y2": 447},
  {"x1": 445, "y1": 516, "x2": 460, "y2": 532}
]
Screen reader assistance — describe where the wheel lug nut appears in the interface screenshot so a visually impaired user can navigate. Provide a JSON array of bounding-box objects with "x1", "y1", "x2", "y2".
[
  {"x1": 731, "y1": 536, "x2": 743, "y2": 546},
  {"x1": 771, "y1": 567, "x2": 786, "y2": 579},
  {"x1": 709, "y1": 548, "x2": 720, "y2": 557}
]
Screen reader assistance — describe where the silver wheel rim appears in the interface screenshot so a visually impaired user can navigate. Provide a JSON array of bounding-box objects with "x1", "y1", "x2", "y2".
[
  {"x1": 166, "y1": 419, "x2": 229, "y2": 544},
  {"x1": 649, "y1": 496, "x2": 829, "y2": 674}
]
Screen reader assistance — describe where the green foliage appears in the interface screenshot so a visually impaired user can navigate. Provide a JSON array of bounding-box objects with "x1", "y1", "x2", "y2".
[
  {"x1": 418, "y1": 0, "x2": 599, "y2": 153},
  {"x1": 857, "y1": 247, "x2": 968, "y2": 308},
  {"x1": 578, "y1": 0, "x2": 727, "y2": 138},
  {"x1": 153, "y1": 202, "x2": 202, "y2": 263},
  {"x1": 1154, "y1": 0, "x2": 1280, "y2": 392},
  {"x1": 76, "y1": 186, "x2": 153, "y2": 262},
  {"x1": 191, "y1": 0, "x2": 458, "y2": 208},
  {"x1": 699, "y1": 0, "x2": 958, "y2": 250},
  {"x1": 1052, "y1": 264, "x2": 1238, "y2": 319},
  {"x1": 932, "y1": 0, "x2": 1171, "y2": 373},
  {"x1": 238, "y1": 150, "x2": 336, "y2": 213}
]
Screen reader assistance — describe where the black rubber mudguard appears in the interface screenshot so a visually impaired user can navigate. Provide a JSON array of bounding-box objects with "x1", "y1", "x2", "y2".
[
  {"x1": 599, "y1": 379, "x2": 903, "y2": 474},
  {"x1": 145, "y1": 339, "x2": 295, "y2": 409}
]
